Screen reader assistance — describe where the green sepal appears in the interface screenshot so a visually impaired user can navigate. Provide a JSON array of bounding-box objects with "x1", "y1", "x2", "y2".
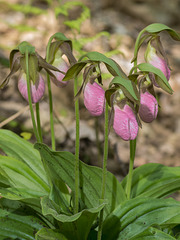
[
  {"x1": 0, "y1": 56, "x2": 20, "y2": 88},
  {"x1": 105, "y1": 88, "x2": 117, "y2": 107},
  {"x1": 20, "y1": 54, "x2": 39, "y2": 84},
  {"x1": 134, "y1": 63, "x2": 173, "y2": 94},
  {"x1": 109, "y1": 76, "x2": 139, "y2": 103},
  {"x1": 63, "y1": 61, "x2": 88, "y2": 81},
  {"x1": 48, "y1": 39, "x2": 72, "y2": 65},
  {"x1": 79, "y1": 51, "x2": 127, "y2": 77},
  {"x1": 18, "y1": 41, "x2": 36, "y2": 54},
  {"x1": 132, "y1": 23, "x2": 180, "y2": 64},
  {"x1": 145, "y1": 23, "x2": 180, "y2": 41}
]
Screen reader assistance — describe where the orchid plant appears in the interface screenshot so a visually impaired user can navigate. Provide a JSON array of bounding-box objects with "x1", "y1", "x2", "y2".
[{"x1": 0, "y1": 23, "x2": 180, "y2": 240}]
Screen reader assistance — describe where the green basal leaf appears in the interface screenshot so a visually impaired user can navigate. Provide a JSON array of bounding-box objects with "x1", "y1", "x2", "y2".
[
  {"x1": 0, "y1": 187, "x2": 47, "y2": 200},
  {"x1": 102, "y1": 198, "x2": 180, "y2": 240},
  {"x1": 121, "y1": 163, "x2": 180, "y2": 199},
  {"x1": 36, "y1": 228, "x2": 68, "y2": 240},
  {"x1": 41, "y1": 196, "x2": 105, "y2": 240},
  {"x1": 145, "y1": 23, "x2": 180, "y2": 41},
  {"x1": 109, "y1": 76, "x2": 139, "y2": 103},
  {"x1": 0, "y1": 129, "x2": 48, "y2": 186},
  {"x1": 18, "y1": 41, "x2": 36, "y2": 54},
  {"x1": 135, "y1": 63, "x2": 173, "y2": 94},
  {"x1": 0, "y1": 198, "x2": 46, "y2": 239},
  {"x1": 130, "y1": 227, "x2": 176, "y2": 240},
  {"x1": 0, "y1": 156, "x2": 49, "y2": 194},
  {"x1": 34, "y1": 143, "x2": 126, "y2": 219}
]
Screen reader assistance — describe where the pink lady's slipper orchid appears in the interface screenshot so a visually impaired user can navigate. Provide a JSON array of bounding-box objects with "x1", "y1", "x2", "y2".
[
  {"x1": 84, "y1": 82, "x2": 105, "y2": 116},
  {"x1": 18, "y1": 73, "x2": 45, "y2": 103},
  {"x1": 145, "y1": 42, "x2": 171, "y2": 87},
  {"x1": 113, "y1": 104, "x2": 138, "y2": 141},
  {"x1": 50, "y1": 49, "x2": 69, "y2": 88},
  {"x1": 139, "y1": 91, "x2": 158, "y2": 123}
]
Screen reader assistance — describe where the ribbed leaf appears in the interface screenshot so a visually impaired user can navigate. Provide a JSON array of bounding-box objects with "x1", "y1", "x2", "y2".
[
  {"x1": 121, "y1": 163, "x2": 180, "y2": 199},
  {"x1": 102, "y1": 198, "x2": 180, "y2": 240},
  {"x1": 34, "y1": 143, "x2": 126, "y2": 218},
  {"x1": 0, "y1": 198, "x2": 46, "y2": 240},
  {"x1": 36, "y1": 228, "x2": 68, "y2": 240},
  {"x1": 41, "y1": 196, "x2": 105, "y2": 240},
  {"x1": 130, "y1": 227, "x2": 176, "y2": 240},
  {"x1": 0, "y1": 129, "x2": 48, "y2": 185},
  {"x1": 0, "y1": 156, "x2": 49, "y2": 194}
]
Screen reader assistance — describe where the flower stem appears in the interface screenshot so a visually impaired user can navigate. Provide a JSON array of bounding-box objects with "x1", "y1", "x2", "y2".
[
  {"x1": 74, "y1": 76, "x2": 80, "y2": 214},
  {"x1": 126, "y1": 139, "x2": 136, "y2": 200},
  {"x1": 97, "y1": 101, "x2": 109, "y2": 240},
  {"x1": 25, "y1": 50, "x2": 40, "y2": 142},
  {"x1": 95, "y1": 118, "x2": 102, "y2": 167},
  {"x1": 35, "y1": 102, "x2": 43, "y2": 142},
  {"x1": 46, "y1": 36, "x2": 56, "y2": 150}
]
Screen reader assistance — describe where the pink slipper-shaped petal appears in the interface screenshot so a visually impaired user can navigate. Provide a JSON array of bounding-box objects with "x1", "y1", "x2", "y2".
[
  {"x1": 145, "y1": 43, "x2": 170, "y2": 87},
  {"x1": 139, "y1": 91, "x2": 158, "y2": 123},
  {"x1": 51, "y1": 59, "x2": 69, "y2": 88},
  {"x1": 113, "y1": 104, "x2": 138, "y2": 141},
  {"x1": 18, "y1": 74, "x2": 45, "y2": 103},
  {"x1": 84, "y1": 82, "x2": 105, "y2": 116}
]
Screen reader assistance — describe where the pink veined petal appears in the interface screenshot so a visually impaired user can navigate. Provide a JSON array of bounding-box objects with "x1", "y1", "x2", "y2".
[
  {"x1": 84, "y1": 82, "x2": 105, "y2": 116},
  {"x1": 113, "y1": 105, "x2": 138, "y2": 141},
  {"x1": 51, "y1": 60, "x2": 69, "y2": 88},
  {"x1": 139, "y1": 91, "x2": 158, "y2": 123},
  {"x1": 18, "y1": 74, "x2": 45, "y2": 103},
  {"x1": 149, "y1": 55, "x2": 170, "y2": 80}
]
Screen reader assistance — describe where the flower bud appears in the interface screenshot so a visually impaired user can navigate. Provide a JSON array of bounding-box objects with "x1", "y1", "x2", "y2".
[
  {"x1": 145, "y1": 42, "x2": 170, "y2": 87},
  {"x1": 139, "y1": 91, "x2": 158, "y2": 123},
  {"x1": 84, "y1": 82, "x2": 105, "y2": 116},
  {"x1": 113, "y1": 104, "x2": 138, "y2": 141},
  {"x1": 18, "y1": 73, "x2": 45, "y2": 103}
]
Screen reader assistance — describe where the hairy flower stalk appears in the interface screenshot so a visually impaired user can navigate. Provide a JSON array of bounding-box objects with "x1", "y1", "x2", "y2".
[
  {"x1": 18, "y1": 73, "x2": 45, "y2": 103},
  {"x1": 113, "y1": 104, "x2": 138, "y2": 141},
  {"x1": 139, "y1": 91, "x2": 158, "y2": 123},
  {"x1": 84, "y1": 82, "x2": 105, "y2": 116}
]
